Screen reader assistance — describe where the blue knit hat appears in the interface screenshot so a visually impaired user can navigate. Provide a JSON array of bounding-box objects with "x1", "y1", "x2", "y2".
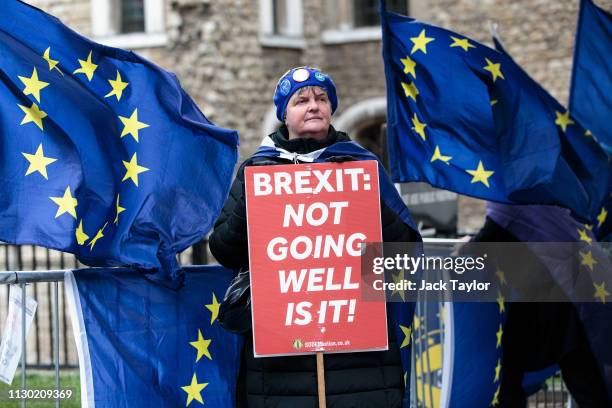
[{"x1": 273, "y1": 66, "x2": 338, "y2": 122}]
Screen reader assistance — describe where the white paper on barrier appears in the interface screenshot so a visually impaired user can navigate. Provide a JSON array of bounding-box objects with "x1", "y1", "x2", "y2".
[{"x1": 0, "y1": 285, "x2": 38, "y2": 384}]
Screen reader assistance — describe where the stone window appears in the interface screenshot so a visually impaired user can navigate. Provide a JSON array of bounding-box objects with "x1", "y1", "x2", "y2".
[
  {"x1": 353, "y1": 0, "x2": 379, "y2": 28},
  {"x1": 259, "y1": 0, "x2": 305, "y2": 49},
  {"x1": 353, "y1": 0, "x2": 408, "y2": 28},
  {"x1": 91, "y1": 0, "x2": 167, "y2": 49},
  {"x1": 272, "y1": 0, "x2": 288, "y2": 35},
  {"x1": 120, "y1": 0, "x2": 146, "y2": 34},
  {"x1": 322, "y1": 0, "x2": 409, "y2": 44}
]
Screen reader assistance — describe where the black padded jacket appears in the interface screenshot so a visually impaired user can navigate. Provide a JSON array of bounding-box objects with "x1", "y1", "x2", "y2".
[{"x1": 210, "y1": 126, "x2": 419, "y2": 408}]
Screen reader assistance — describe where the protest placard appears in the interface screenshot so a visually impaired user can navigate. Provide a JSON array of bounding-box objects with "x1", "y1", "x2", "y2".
[{"x1": 245, "y1": 160, "x2": 387, "y2": 357}]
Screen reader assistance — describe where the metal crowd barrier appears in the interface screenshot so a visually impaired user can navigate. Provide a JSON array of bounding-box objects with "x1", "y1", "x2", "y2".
[{"x1": 0, "y1": 271, "x2": 65, "y2": 408}]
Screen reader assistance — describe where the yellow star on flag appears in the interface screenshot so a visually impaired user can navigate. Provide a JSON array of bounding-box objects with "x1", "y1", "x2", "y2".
[
  {"x1": 554, "y1": 110, "x2": 574, "y2": 132},
  {"x1": 580, "y1": 250, "x2": 597, "y2": 272},
  {"x1": 21, "y1": 143, "x2": 57, "y2": 179},
  {"x1": 18, "y1": 68, "x2": 49, "y2": 103},
  {"x1": 18, "y1": 102, "x2": 47, "y2": 131},
  {"x1": 122, "y1": 153, "x2": 149, "y2": 187},
  {"x1": 494, "y1": 359, "x2": 502, "y2": 382},
  {"x1": 205, "y1": 293, "x2": 221, "y2": 324},
  {"x1": 450, "y1": 36, "x2": 475, "y2": 52},
  {"x1": 75, "y1": 219, "x2": 89, "y2": 245},
  {"x1": 50, "y1": 186, "x2": 77, "y2": 219},
  {"x1": 181, "y1": 373, "x2": 208, "y2": 407},
  {"x1": 597, "y1": 207, "x2": 608, "y2": 227},
  {"x1": 491, "y1": 385, "x2": 500, "y2": 406},
  {"x1": 496, "y1": 324, "x2": 503, "y2": 348},
  {"x1": 105, "y1": 71, "x2": 129, "y2": 101},
  {"x1": 577, "y1": 228, "x2": 592, "y2": 245},
  {"x1": 594, "y1": 281, "x2": 610, "y2": 304},
  {"x1": 88, "y1": 222, "x2": 107, "y2": 251},
  {"x1": 496, "y1": 267, "x2": 507, "y2": 285},
  {"x1": 114, "y1": 194, "x2": 126, "y2": 224},
  {"x1": 189, "y1": 329, "x2": 212, "y2": 362},
  {"x1": 400, "y1": 56, "x2": 416, "y2": 78},
  {"x1": 411, "y1": 113, "x2": 426, "y2": 140},
  {"x1": 399, "y1": 324, "x2": 411, "y2": 348},
  {"x1": 496, "y1": 291, "x2": 505, "y2": 314},
  {"x1": 585, "y1": 129, "x2": 592, "y2": 137},
  {"x1": 402, "y1": 82, "x2": 419, "y2": 101},
  {"x1": 490, "y1": 99, "x2": 498, "y2": 106},
  {"x1": 585, "y1": 224, "x2": 593, "y2": 231},
  {"x1": 73, "y1": 51, "x2": 98, "y2": 81},
  {"x1": 119, "y1": 108, "x2": 150, "y2": 142},
  {"x1": 391, "y1": 269, "x2": 406, "y2": 301},
  {"x1": 42, "y1": 47, "x2": 62, "y2": 73},
  {"x1": 483, "y1": 58, "x2": 504, "y2": 82},
  {"x1": 466, "y1": 160, "x2": 494, "y2": 187},
  {"x1": 431, "y1": 146, "x2": 452, "y2": 164},
  {"x1": 410, "y1": 29, "x2": 434, "y2": 54}
]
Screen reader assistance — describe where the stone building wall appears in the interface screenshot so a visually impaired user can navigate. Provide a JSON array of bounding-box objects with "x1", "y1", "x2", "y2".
[
  {"x1": 29, "y1": 0, "x2": 91, "y2": 35},
  {"x1": 165, "y1": 0, "x2": 268, "y2": 161},
  {"x1": 24, "y1": 0, "x2": 610, "y2": 232}
]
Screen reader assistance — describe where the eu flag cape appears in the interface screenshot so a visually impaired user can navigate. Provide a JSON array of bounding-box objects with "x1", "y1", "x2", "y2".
[
  {"x1": 381, "y1": 5, "x2": 610, "y2": 223},
  {"x1": 0, "y1": 1, "x2": 238, "y2": 284},
  {"x1": 65, "y1": 265, "x2": 242, "y2": 408},
  {"x1": 569, "y1": 0, "x2": 612, "y2": 153}
]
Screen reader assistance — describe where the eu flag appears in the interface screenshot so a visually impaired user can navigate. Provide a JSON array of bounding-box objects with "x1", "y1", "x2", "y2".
[
  {"x1": 568, "y1": 0, "x2": 612, "y2": 241},
  {"x1": 569, "y1": 0, "x2": 612, "y2": 153},
  {"x1": 65, "y1": 265, "x2": 242, "y2": 408},
  {"x1": 0, "y1": 1, "x2": 238, "y2": 283},
  {"x1": 487, "y1": 202, "x2": 612, "y2": 400},
  {"x1": 381, "y1": 5, "x2": 610, "y2": 222}
]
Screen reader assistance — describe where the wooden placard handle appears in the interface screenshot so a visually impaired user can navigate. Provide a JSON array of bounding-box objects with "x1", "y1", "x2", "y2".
[{"x1": 316, "y1": 352, "x2": 326, "y2": 408}]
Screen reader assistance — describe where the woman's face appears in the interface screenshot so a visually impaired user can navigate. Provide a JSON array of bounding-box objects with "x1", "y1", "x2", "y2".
[{"x1": 285, "y1": 87, "x2": 331, "y2": 140}]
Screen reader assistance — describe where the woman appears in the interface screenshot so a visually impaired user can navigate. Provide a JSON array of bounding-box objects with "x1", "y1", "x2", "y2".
[{"x1": 210, "y1": 66, "x2": 420, "y2": 408}]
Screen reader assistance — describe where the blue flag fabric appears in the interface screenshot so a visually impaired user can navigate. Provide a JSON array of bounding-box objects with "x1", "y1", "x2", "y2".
[
  {"x1": 381, "y1": 5, "x2": 610, "y2": 222},
  {"x1": 410, "y1": 239, "x2": 504, "y2": 407},
  {"x1": 446, "y1": 303, "x2": 504, "y2": 407},
  {"x1": 65, "y1": 265, "x2": 242, "y2": 408},
  {"x1": 492, "y1": 33, "x2": 612, "y2": 243},
  {"x1": 567, "y1": 0, "x2": 612, "y2": 241},
  {"x1": 0, "y1": 1, "x2": 238, "y2": 284},
  {"x1": 569, "y1": 0, "x2": 612, "y2": 153},
  {"x1": 487, "y1": 202, "x2": 612, "y2": 400}
]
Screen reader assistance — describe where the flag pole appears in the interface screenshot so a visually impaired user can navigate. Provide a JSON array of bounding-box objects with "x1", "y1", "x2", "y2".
[{"x1": 316, "y1": 352, "x2": 326, "y2": 408}]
